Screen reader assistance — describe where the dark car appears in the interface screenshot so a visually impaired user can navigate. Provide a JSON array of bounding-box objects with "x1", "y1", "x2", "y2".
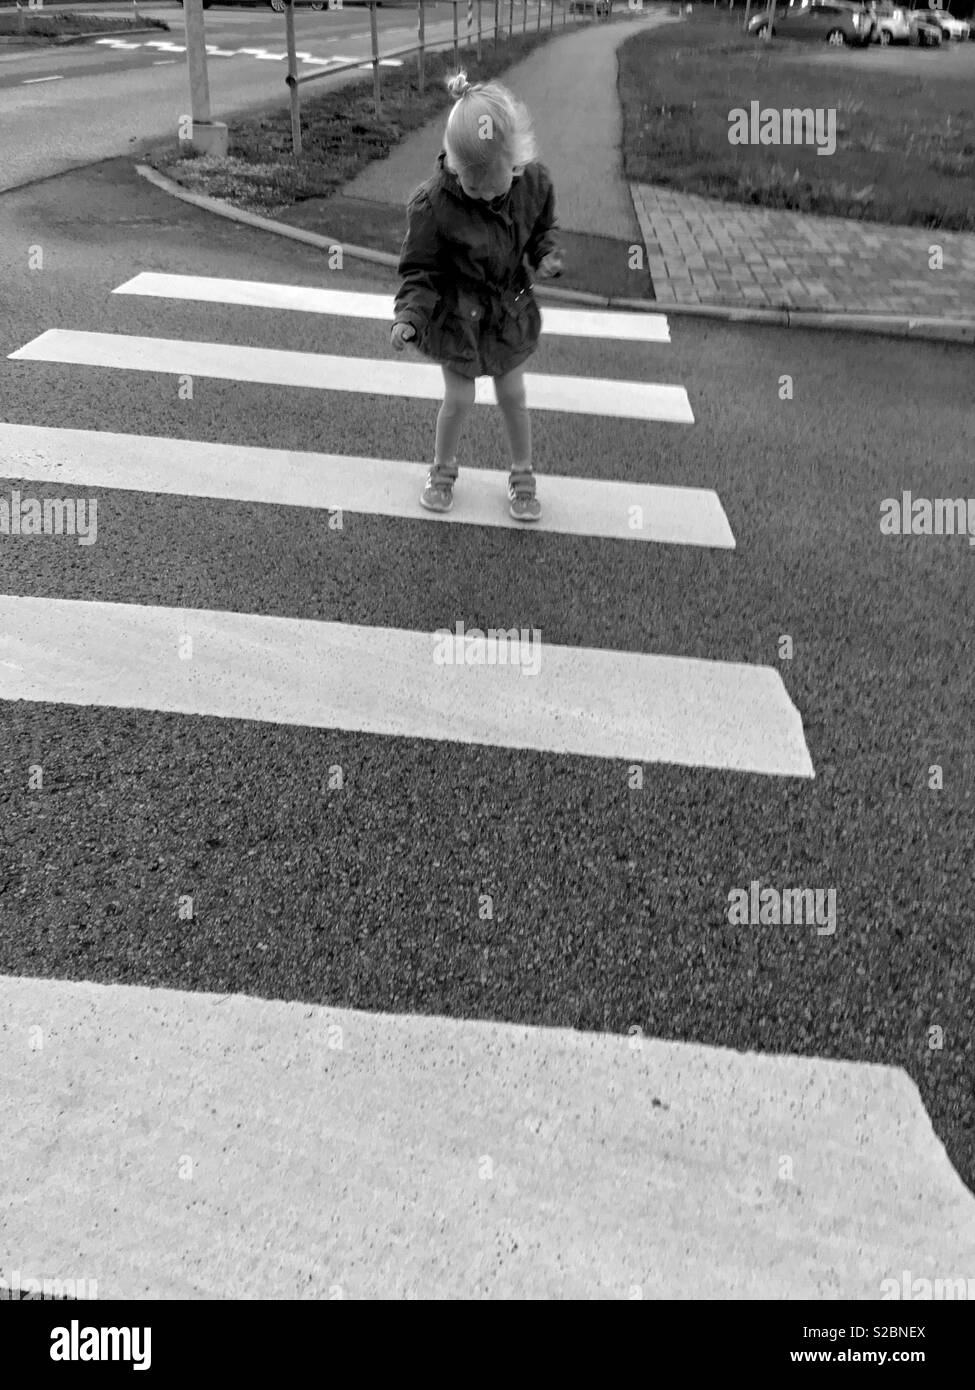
[{"x1": 748, "y1": 0, "x2": 874, "y2": 44}]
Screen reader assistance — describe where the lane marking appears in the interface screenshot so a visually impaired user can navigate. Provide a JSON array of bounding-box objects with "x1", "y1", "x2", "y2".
[
  {"x1": 0, "y1": 595, "x2": 812, "y2": 776},
  {"x1": 4, "y1": 973, "x2": 964, "y2": 1299},
  {"x1": 113, "y1": 273, "x2": 672, "y2": 343},
  {"x1": 9, "y1": 331, "x2": 694, "y2": 423},
  {"x1": 0, "y1": 422, "x2": 734, "y2": 549},
  {"x1": 22, "y1": 75, "x2": 63, "y2": 84}
]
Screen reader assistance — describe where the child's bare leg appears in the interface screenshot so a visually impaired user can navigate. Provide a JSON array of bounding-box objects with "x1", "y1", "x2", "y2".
[
  {"x1": 493, "y1": 364, "x2": 533, "y2": 490},
  {"x1": 433, "y1": 366, "x2": 475, "y2": 481}
]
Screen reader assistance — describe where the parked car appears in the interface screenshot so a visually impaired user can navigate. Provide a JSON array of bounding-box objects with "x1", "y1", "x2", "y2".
[
  {"x1": 747, "y1": 0, "x2": 873, "y2": 44},
  {"x1": 908, "y1": 1, "x2": 971, "y2": 38},
  {"x1": 908, "y1": 10, "x2": 947, "y2": 40},
  {"x1": 833, "y1": 0, "x2": 881, "y2": 39},
  {"x1": 872, "y1": 3, "x2": 915, "y2": 40},
  {"x1": 179, "y1": 1, "x2": 328, "y2": 10},
  {"x1": 569, "y1": 0, "x2": 613, "y2": 12}
]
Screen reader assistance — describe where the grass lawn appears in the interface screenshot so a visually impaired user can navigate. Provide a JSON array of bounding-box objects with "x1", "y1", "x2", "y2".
[
  {"x1": 0, "y1": 12, "x2": 167, "y2": 37},
  {"x1": 618, "y1": 10, "x2": 975, "y2": 230}
]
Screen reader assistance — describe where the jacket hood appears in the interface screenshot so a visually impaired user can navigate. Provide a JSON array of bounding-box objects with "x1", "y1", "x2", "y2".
[{"x1": 436, "y1": 148, "x2": 522, "y2": 210}]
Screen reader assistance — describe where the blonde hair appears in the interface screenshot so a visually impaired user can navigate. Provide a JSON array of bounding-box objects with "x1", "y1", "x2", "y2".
[{"x1": 443, "y1": 70, "x2": 537, "y2": 177}]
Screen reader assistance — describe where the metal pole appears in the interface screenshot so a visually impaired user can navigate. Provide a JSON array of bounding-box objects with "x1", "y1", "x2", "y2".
[
  {"x1": 369, "y1": 1, "x2": 381, "y2": 115},
  {"x1": 765, "y1": 0, "x2": 775, "y2": 40},
  {"x1": 417, "y1": 0, "x2": 425, "y2": 92},
  {"x1": 453, "y1": 0, "x2": 459, "y2": 64},
  {"x1": 536, "y1": 0, "x2": 541, "y2": 28},
  {"x1": 477, "y1": 0, "x2": 482, "y2": 58},
  {"x1": 508, "y1": 0, "x2": 513, "y2": 38},
  {"x1": 523, "y1": 0, "x2": 526, "y2": 32},
  {"x1": 285, "y1": 0, "x2": 301, "y2": 156},
  {"x1": 183, "y1": 0, "x2": 212, "y2": 128}
]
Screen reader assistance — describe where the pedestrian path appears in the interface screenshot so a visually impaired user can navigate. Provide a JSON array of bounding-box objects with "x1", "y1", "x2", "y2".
[
  {"x1": 4, "y1": 269, "x2": 811, "y2": 778},
  {"x1": 631, "y1": 183, "x2": 975, "y2": 318}
]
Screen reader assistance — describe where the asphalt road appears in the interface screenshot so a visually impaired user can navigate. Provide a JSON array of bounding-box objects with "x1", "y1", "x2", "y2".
[
  {"x1": 1, "y1": 155, "x2": 972, "y2": 1195},
  {"x1": 0, "y1": 1, "x2": 468, "y2": 189}
]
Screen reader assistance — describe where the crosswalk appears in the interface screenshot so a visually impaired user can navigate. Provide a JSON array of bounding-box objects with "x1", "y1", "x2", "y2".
[
  {"x1": 10, "y1": 270, "x2": 975, "y2": 1299},
  {"x1": 4, "y1": 270, "x2": 811, "y2": 777}
]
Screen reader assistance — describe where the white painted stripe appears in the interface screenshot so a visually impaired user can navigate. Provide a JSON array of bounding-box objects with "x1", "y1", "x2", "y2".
[
  {"x1": 3, "y1": 974, "x2": 969, "y2": 1299},
  {"x1": 9, "y1": 332, "x2": 694, "y2": 424},
  {"x1": 22, "y1": 75, "x2": 63, "y2": 84},
  {"x1": 254, "y1": 52, "x2": 288, "y2": 61},
  {"x1": 204, "y1": 47, "x2": 238, "y2": 57},
  {"x1": 113, "y1": 273, "x2": 671, "y2": 343},
  {"x1": 0, "y1": 423, "x2": 734, "y2": 549},
  {"x1": 0, "y1": 596, "x2": 812, "y2": 776}
]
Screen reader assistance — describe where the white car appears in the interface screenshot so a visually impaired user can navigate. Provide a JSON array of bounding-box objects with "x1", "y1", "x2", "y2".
[
  {"x1": 909, "y1": 3, "x2": 971, "y2": 38},
  {"x1": 872, "y1": 4, "x2": 914, "y2": 41}
]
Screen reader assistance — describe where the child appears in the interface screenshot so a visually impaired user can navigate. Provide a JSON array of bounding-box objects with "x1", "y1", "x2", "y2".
[{"x1": 390, "y1": 70, "x2": 564, "y2": 523}]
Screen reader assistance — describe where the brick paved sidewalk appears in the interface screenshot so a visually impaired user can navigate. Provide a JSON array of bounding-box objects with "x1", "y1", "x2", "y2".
[{"x1": 631, "y1": 184, "x2": 975, "y2": 319}]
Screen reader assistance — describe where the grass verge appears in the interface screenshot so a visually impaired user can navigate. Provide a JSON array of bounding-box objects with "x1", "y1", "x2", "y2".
[{"x1": 618, "y1": 9, "x2": 975, "y2": 230}]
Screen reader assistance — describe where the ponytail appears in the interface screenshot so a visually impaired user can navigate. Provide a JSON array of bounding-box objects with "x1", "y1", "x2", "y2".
[{"x1": 445, "y1": 71, "x2": 473, "y2": 100}]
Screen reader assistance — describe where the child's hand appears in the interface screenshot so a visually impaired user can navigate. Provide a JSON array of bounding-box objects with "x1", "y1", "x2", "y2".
[
  {"x1": 536, "y1": 251, "x2": 564, "y2": 280},
  {"x1": 390, "y1": 321, "x2": 417, "y2": 352}
]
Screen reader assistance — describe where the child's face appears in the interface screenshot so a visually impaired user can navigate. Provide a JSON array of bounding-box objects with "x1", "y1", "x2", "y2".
[{"x1": 457, "y1": 161, "x2": 514, "y2": 203}]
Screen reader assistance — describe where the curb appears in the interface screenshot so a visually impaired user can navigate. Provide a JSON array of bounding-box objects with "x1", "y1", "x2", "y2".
[
  {"x1": 0, "y1": 26, "x2": 164, "y2": 47},
  {"x1": 134, "y1": 164, "x2": 975, "y2": 344}
]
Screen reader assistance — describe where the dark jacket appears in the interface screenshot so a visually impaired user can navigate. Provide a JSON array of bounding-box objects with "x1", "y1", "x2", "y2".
[{"x1": 393, "y1": 150, "x2": 560, "y2": 379}]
